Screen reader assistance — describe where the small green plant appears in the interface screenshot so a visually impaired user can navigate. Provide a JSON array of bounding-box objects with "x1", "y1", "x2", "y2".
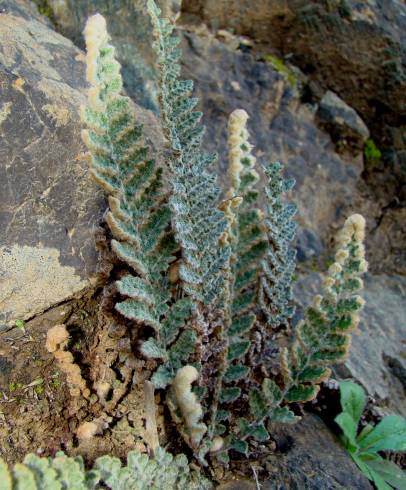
[
  {"x1": 0, "y1": 448, "x2": 210, "y2": 490},
  {"x1": 364, "y1": 139, "x2": 382, "y2": 167},
  {"x1": 335, "y1": 381, "x2": 406, "y2": 490}
]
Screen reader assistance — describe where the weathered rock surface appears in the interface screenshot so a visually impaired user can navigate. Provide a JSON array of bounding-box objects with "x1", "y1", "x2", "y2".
[
  {"x1": 181, "y1": 0, "x2": 406, "y2": 129},
  {"x1": 317, "y1": 90, "x2": 370, "y2": 152},
  {"x1": 0, "y1": 1, "x2": 163, "y2": 329},
  {"x1": 264, "y1": 414, "x2": 372, "y2": 489},
  {"x1": 294, "y1": 273, "x2": 406, "y2": 417}
]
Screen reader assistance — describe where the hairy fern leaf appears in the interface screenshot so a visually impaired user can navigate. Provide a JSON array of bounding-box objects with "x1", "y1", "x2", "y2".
[
  {"x1": 147, "y1": 0, "x2": 230, "y2": 305},
  {"x1": 82, "y1": 15, "x2": 194, "y2": 388},
  {"x1": 259, "y1": 161, "x2": 297, "y2": 328}
]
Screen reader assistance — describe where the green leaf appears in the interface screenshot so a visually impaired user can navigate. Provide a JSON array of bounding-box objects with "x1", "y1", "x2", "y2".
[
  {"x1": 269, "y1": 407, "x2": 300, "y2": 424},
  {"x1": 224, "y1": 364, "x2": 249, "y2": 383},
  {"x1": 262, "y1": 378, "x2": 282, "y2": 405},
  {"x1": 151, "y1": 365, "x2": 173, "y2": 389},
  {"x1": 298, "y1": 366, "x2": 330, "y2": 383},
  {"x1": 228, "y1": 314, "x2": 255, "y2": 336},
  {"x1": 229, "y1": 439, "x2": 248, "y2": 455},
  {"x1": 141, "y1": 339, "x2": 167, "y2": 359},
  {"x1": 249, "y1": 388, "x2": 268, "y2": 418},
  {"x1": 358, "y1": 415, "x2": 406, "y2": 453},
  {"x1": 220, "y1": 387, "x2": 241, "y2": 403},
  {"x1": 0, "y1": 458, "x2": 12, "y2": 490},
  {"x1": 169, "y1": 329, "x2": 197, "y2": 363},
  {"x1": 365, "y1": 457, "x2": 406, "y2": 490},
  {"x1": 250, "y1": 423, "x2": 269, "y2": 442},
  {"x1": 338, "y1": 380, "x2": 366, "y2": 427},
  {"x1": 335, "y1": 412, "x2": 359, "y2": 449},
  {"x1": 285, "y1": 384, "x2": 319, "y2": 403},
  {"x1": 227, "y1": 340, "x2": 250, "y2": 361},
  {"x1": 216, "y1": 410, "x2": 231, "y2": 422}
]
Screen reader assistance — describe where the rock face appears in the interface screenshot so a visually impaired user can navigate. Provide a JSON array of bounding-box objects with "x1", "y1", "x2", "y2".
[
  {"x1": 294, "y1": 273, "x2": 406, "y2": 417},
  {"x1": 265, "y1": 414, "x2": 372, "y2": 489},
  {"x1": 181, "y1": 0, "x2": 406, "y2": 130},
  {"x1": 317, "y1": 90, "x2": 370, "y2": 152},
  {"x1": 0, "y1": 1, "x2": 163, "y2": 330}
]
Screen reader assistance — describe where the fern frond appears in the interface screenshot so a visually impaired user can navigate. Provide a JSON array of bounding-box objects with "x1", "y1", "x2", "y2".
[
  {"x1": 259, "y1": 161, "x2": 297, "y2": 328},
  {"x1": 250, "y1": 214, "x2": 367, "y2": 427},
  {"x1": 82, "y1": 15, "x2": 194, "y2": 388},
  {"x1": 0, "y1": 449, "x2": 211, "y2": 490},
  {"x1": 147, "y1": 0, "x2": 230, "y2": 305}
]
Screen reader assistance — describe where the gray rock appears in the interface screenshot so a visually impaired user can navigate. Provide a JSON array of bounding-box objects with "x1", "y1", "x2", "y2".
[
  {"x1": 0, "y1": 2, "x2": 164, "y2": 330},
  {"x1": 181, "y1": 0, "x2": 406, "y2": 131},
  {"x1": 265, "y1": 414, "x2": 372, "y2": 489},
  {"x1": 317, "y1": 90, "x2": 370, "y2": 152},
  {"x1": 294, "y1": 273, "x2": 406, "y2": 417}
]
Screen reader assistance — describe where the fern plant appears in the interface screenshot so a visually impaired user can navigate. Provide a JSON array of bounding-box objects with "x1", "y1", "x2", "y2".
[
  {"x1": 0, "y1": 448, "x2": 210, "y2": 490},
  {"x1": 81, "y1": 3, "x2": 369, "y2": 468}
]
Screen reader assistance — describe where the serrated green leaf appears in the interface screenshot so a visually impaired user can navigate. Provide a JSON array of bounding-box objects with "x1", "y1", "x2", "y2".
[
  {"x1": 262, "y1": 378, "x2": 282, "y2": 405},
  {"x1": 169, "y1": 329, "x2": 197, "y2": 363},
  {"x1": 251, "y1": 423, "x2": 269, "y2": 442},
  {"x1": 227, "y1": 340, "x2": 250, "y2": 361},
  {"x1": 141, "y1": 338, "x2": 167, "y2": 359},
  {"x1": 358, "y1": 415, "x2": 406, "y2": 453},
  {"x1": 220, "y1": 387, "x2": 241, "y2": 403},
  {"x1": 228, "y1": 314, "x2": 256, "y2": 336},
  {"x1": 285, "y1": 384, "x2": 319, "y2": 403},
  {"x1": 269, "y1": 407, "x2": 300, "y2": 424},
  {"x1": 249, "y1": 388, "x2": 268, "y2": 418},
  {"x1": 224, "y1": 364, "x2": 249, "y2": 382},
  {"x1": 216, "y1": 410, "x2": 231, "y2": 422},
  {"x1": 229, "y1": 439, "x2": 248, "y2": 455}
]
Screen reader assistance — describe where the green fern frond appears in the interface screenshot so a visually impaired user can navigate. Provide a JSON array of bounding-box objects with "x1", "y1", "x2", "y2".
[
  {"x1": 147, "y1": 0, "x2": 230, "y2": 305},
  {"x1": 0, "y1": 449, "x2": 211, "y2": 490},
  {"x1": 250, "y1": 215, "x2": 367, "y2": 427},
  {"x1": 82, "y1": 14, "x2": 195, "y2": 388},
  {"x1": 259, "y1": 161, "x2": 297, "y2": 328}
]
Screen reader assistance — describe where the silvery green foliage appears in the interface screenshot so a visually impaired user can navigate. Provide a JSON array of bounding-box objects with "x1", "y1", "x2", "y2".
[
  {"x1": 82, "y1": 15, "x2": 196, "y2": 390},
  {"x1": 246, "y1": 215, "x2": 367, "y2": 435},
  {"x1": 218, "y1": 112, "x2": 268, "y2": 424},
  {"x1": 259, "y1": 162, "x2": 297, "y2": 327},
  {"x1": 147, "y1": 0, "x2": 230, "y2": 305},
  {"x1": 0, "y1": 448, "x2": 211, "y2": 490}
]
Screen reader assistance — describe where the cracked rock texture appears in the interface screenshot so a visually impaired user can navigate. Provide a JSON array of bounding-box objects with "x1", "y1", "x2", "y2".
[{"x1": 0, "y1": 0, "x2": 163, "y2": 329}]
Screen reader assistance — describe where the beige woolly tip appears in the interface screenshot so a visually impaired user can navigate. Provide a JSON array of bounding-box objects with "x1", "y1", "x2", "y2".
[
  {"x1": 227, "y1": 108, "x2": 250, "y2": 195},
  {"x1": 46, "y1": 324, "x2": 69, "y2": 353},
  {"x1": 76, "y1": 421, "x2": 99, "y2": 440},
  {"x1": 83, "y1": 14, "x2": 109, "y2": 84},
  {"x1": 344, "y1": 214, "x2": 366, "y2": 241}
]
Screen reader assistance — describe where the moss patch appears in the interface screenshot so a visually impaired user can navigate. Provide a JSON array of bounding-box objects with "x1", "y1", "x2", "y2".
[{"x1": 263, "y1": 54, "x2": 297, "y2": 88}]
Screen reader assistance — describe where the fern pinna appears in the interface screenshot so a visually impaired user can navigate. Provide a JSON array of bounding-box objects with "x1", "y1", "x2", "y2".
[{"x1": 82, "y1": 14, "x2": 195, "y2": 390}]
